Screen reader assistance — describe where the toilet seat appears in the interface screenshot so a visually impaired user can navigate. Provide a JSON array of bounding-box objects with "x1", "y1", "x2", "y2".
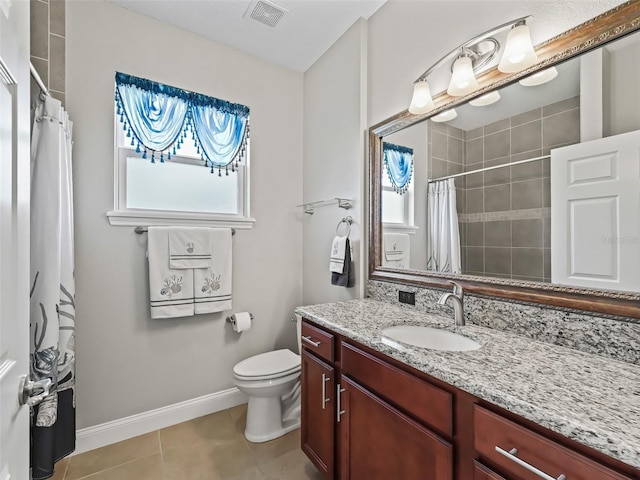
[{"x1": 233, "y1": 349, "x2": 301, "y2": 381}]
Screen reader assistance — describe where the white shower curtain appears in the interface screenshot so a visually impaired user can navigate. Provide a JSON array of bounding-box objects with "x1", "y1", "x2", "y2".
[
  {"x1": 426, "y1": 179, "x2": 461, "y2": 273},
  {"x1": 30, "y1": 95, "x2": 76, "y2": 479}
]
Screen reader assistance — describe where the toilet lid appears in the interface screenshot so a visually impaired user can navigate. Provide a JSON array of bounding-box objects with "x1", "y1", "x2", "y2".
[{"x1": 233, "y1": 349, "x2": 301, "y2": 378}]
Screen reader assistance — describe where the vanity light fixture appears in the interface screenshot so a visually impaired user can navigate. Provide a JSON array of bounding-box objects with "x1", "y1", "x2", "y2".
[
  {"x1": 408, "y1": 16, "x2": 536, "y2": 114},
  {"x1": 519, "y1": 66, "x2": 558, "y2": 86},
  {"x1": 498, "y1": 21, "x2": 538, "y2": 73},
  {"x1": 431, "y1": 109, "x2": 457, "y2": 123},
  {"x1": 447, "y1": 55, "x2": 479, "y2": 96},
  {"x1": 408, "y1": 80, "x2": 436, "y2": 114},
  {"x1": 469, "y1": 91, "x2": 501, "y2": 107}
]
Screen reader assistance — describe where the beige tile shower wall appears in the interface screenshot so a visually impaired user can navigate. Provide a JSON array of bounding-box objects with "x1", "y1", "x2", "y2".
[
  {"x1": 460, "y1": 96, "x2": 580, "y2": 282},
  {"x1": 428, "y1": 121, "x2": 467, "y2": 265},
  {"x1": 30, "y1": 0, "x2": 66, "y2": 105}
]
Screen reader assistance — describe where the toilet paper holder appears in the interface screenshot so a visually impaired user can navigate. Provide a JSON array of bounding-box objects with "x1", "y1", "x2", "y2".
[{"x1": 226, "y1": 313, "x2": 254, "y2": 323}]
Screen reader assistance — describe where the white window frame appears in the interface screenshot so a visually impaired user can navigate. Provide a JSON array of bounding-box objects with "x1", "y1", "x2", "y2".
[
  {"x1": 107, "y1": 116, "x2": 255, "y2": 229},
  {"x1": 381, "y1": 176, "x2": 418, "y2": 235}
]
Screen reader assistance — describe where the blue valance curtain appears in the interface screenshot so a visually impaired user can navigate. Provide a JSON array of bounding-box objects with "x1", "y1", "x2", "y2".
[
  {"x1": 383, "y1": 142, "x2": 413, "y2": 194},
  {"x1": 115, "y1": 72, "x2": 250, "y2": 176}
]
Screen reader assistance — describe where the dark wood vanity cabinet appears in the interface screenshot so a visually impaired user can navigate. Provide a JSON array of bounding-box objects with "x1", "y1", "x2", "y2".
[
  {"x1": 300, "y1": 319, "x2": 638, "y2": 480},
  {"x1": 338, "y1": 375, "x2": 453, "y2": 479},
  {"x1": 301, "y1": 350, "x2": 335, "y2": 479}
]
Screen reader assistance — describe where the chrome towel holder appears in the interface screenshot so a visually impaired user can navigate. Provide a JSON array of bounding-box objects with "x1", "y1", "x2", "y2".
[
  {"x1": 135, "y1": 226, "x2": 236, "y2": 235},
  {"x1": 336, "y1": 216, "x2": 353, "y2": 237}
]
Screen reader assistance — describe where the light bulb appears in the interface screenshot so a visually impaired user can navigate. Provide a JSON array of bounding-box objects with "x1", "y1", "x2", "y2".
[
  {"x1": 408, "y1": 80, "x2": 435, "y2": 114},
  {"x1": 498, "y1": 24, "x2": 538, "y2": 73},
  {"x1": 469, "y1": 91, "x2": 501, "y2": 107},
  {"x1": 519, "y1": 67, "x2": 558, "y2": 86},
  {"x1": 431, "y1": 109, "x2": 457, "y2": 123},
  {"x1": 447, "y1": 56, "x2": 478, "y2": 96}
]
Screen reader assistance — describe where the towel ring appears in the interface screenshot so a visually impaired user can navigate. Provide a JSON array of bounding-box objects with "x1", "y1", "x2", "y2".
[{"x1": 336, "y1": 216, "x2": 353, "y2": 237}]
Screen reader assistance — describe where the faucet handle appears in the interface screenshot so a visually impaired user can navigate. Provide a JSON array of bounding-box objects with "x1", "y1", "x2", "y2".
[{"x1": 448, "y1": 281, "x2": 463, "y2": 298}]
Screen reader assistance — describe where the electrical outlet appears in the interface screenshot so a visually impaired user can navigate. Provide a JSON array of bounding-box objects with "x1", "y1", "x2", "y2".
[{"x1": 398, "y1": 291, "x2": 415, "y2": 305}]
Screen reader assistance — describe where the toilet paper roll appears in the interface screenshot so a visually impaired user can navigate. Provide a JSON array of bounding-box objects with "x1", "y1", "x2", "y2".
[{"x1": 231, "y1": 312, "x2": 252, "y2": 333}]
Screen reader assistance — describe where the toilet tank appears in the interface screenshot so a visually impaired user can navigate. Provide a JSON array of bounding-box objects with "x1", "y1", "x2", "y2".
[{"x1": 295, "y1": 314, "x2": 302, "y2": 354}]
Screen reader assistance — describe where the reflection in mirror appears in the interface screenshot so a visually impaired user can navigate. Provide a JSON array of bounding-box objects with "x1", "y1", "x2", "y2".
[{"x1": 379, "y1": 29, "x2": 640, "y2": 294}]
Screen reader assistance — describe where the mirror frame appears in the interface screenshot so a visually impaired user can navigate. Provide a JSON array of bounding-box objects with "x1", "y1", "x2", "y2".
[{"x1": 369, "y1": 1, "x2": 640, "y2": 320}]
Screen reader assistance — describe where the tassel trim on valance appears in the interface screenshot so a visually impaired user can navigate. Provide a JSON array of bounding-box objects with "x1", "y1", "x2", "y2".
[
  {"x1": 115, "y1": 72, "x2": 250, "y2": 175},
  {"x1": 383, "y1": 142, "x2": 414, "y2": 195}
]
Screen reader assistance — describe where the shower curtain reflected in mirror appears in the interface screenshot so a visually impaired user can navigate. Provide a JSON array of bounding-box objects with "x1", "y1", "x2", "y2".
[
  {"x1": 30, "y1": 95, "x2": 76, "y2": 479},
  {"x1": 426, "y1": 179, "x2": 461, "y2": 273}
]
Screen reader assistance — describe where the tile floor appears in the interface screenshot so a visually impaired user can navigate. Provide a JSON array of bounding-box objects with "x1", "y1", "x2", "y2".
[{"x1": 50, "y1": 404, "x2": 322, "y2": 480}]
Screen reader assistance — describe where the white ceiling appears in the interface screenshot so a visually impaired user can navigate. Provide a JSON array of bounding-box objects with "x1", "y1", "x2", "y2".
[{"x1": 108, "y1": 0, "x2": 387, "y2": 72}]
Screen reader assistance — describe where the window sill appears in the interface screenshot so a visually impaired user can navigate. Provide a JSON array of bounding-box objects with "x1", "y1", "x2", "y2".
[
  {"x1": 382, "y1": 224, "x2": 419, "y2": 235},
  {"x1": 106, "y1": 210, "x2": 256, "y2": 229}
]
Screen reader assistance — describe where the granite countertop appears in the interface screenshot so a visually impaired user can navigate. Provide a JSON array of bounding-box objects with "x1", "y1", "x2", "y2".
[{"x1": 295, "y1": 299, "x2": 640, "y2": 470}]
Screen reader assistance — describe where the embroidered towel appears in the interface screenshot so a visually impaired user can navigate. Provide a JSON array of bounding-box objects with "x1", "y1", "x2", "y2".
[
  {"x1": 331, "y1": 238, "x2": 355, "y2": 288},
  {"x1": 148, "y1": 227, "x2": 195, "y2": 319},
  {"x1": 194, "y1": 228, "x2": 232, "y2": 314},
  {"x1": 330, "y1": 236, "x2": 348, "y2": 273},
  {"x1": 383, "y1": 233, "x2": 410, "y2": 268},
  {"x1": 168, "y1": 227, "x2": 212, "y2": 269}
]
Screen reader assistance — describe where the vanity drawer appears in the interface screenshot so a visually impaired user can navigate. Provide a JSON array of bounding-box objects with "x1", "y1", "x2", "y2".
[
  {"x1": 301, "y1": 321, "x2": 334, "y2": 363},
  {"x1": 474, "y1": 406, "x2": 633, "y2": 480},
  {"x1": 473, "y1": 461, "x2": 506, "y2": 480},
  {"x1": 341, "y1": 342, "x2": 452, "y2": 438}
]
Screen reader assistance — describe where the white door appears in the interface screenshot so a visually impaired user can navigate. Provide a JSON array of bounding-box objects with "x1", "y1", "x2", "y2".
[
  {"x1": 0, "y1": 1, "x2": 32, "y2": 479},
  {"x1": 551, "y1": 130, "x2": 640, "y2": 292}
]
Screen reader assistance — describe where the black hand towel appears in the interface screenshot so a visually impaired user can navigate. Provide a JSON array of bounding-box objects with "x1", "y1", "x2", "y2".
[{"x1": 331, "y1": 238, "x2": 355, "y2": 287}]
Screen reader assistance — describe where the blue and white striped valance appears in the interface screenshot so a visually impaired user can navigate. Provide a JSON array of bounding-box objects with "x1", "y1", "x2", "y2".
[
  {"x1": 115, "y1": 72, "x2": 250, "y2": 176},
  {"x1": 383, "y1": 142, "x2": 413, "y2": 194}
]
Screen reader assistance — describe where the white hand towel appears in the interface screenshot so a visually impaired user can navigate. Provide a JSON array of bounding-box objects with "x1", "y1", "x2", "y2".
[
  {"x1": 383, "y1": 233, "x2": 410, "y2": 268},
  {"x1": 148, "y1": 227, "x2": 195, "y2": 319},
  {"x1": 194, "y1": 228, "x2": 232, "y2": 314},
  {"x1": 168, "y1": 227, "x2": 212, "y2": 269},
  {"x1": 330, "y1": 236, "x2": 348, "y2": 273}
]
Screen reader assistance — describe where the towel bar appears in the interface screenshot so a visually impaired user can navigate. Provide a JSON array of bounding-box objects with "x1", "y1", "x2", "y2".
[{"x1": 135, "y1": 226, "x2": 236, "y2": 235}]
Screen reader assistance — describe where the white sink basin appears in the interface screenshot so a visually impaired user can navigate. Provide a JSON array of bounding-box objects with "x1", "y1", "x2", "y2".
[{"x1": 381, "y1": 325, "x2": 481, "y2": 352}]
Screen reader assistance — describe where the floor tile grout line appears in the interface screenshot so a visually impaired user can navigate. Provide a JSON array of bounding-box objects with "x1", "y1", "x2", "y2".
[
  {"x1": 69, "y1": 451, "x2": 161, "y2": 480},
  {"x1": 157, "y1": 429, "x2": 166, "y2": 480},
  {"x1": 62, "y1": 457, "x2": 70, "y2": 480}
]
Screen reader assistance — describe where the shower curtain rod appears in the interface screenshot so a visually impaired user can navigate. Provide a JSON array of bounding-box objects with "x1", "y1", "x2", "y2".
[
  {"x1": 428, "y1": 154, "x2": 550, "y2": 183},
  {"x1": 30, "y1": 62, "x2": 51, "y2": 97}
]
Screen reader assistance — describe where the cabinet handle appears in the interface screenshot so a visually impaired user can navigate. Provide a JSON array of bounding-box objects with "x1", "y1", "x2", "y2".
[
  {"x1": 302, "y1": 335, "x2": 321, "y2": 347},
  {"x1": 336, "y1": 383, "x2": 346, "y2": 423},
  {"x1": 321, "y1": 374, "x2": 331, "y2": 410},
  {"x1": 495, "y1": 446, "x2": 567, "y2": 480}
]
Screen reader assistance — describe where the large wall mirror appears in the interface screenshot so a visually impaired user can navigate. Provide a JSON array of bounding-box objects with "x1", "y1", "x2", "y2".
[{"x1": 369, "y1": 2, "x2": 640, "y2": 319}]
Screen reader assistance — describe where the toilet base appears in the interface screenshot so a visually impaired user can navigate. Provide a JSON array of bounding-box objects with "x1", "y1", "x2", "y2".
[{"x1": 244, "y1": 394, "x2": 301, "y2": 443}]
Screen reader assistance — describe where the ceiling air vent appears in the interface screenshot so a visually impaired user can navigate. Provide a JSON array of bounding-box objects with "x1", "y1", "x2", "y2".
[{"x1": 245, "y1": 0, "x2": 287, "y2": 28}]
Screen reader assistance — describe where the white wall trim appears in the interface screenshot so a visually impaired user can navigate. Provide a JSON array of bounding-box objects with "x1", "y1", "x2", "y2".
[{"x1": 74, "y1": 387, "x2": 247, "y2": 456}]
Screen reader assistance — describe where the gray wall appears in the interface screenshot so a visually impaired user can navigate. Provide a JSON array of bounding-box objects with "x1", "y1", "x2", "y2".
[
  {"x1": 67, "y1": 1, "x2": 303, "y2": 428},
  {"x1": 302, "y1": 19, "x2": 367, "y2": 304}
]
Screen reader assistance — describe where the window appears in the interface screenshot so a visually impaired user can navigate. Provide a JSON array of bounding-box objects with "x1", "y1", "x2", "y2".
[
  {"x1": 382, "y1": 142, "x2": 416, "y2": 233},
  {"x1": 107, "y1": 73, "x2": 254, "y2": 228}
]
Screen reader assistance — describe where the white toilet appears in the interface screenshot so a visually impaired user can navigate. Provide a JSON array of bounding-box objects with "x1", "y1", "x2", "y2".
[{"x1": 232, "y1": 315, "x2": 302, "y2": 443}]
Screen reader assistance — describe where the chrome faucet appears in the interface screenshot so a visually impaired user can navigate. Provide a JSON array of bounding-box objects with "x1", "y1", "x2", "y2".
[{"x1": 437, "y1": 281, "x2": 465, "y2": 326}]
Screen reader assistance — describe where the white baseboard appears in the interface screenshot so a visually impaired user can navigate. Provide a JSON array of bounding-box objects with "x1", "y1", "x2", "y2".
[{"x1": 74, "y1": 387, "x2": 247, "y2": 455}]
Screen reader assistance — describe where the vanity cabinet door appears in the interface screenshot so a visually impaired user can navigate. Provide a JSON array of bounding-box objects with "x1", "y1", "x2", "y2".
[
  {"x1": 301, "y1": 350, "x2": 335, "y2": 479},
  {"x1": 338, "y1": 375, "x2": 453, "y2": 480}
]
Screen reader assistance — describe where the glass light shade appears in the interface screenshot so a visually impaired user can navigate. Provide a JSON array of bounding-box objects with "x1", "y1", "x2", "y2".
[
  {"x1": 469, "y1": 91, "x2": 501, "y2": 107},
  {"x1": 408, "y1": 80, "x2": 435, "y2": 114},
  {"x1": 447, "y1": 56, "x2": 478, "y2": 96},
  {"x1": 519, "y1": 67, "x2": 558, "y2": 86},
  {"x1": 498, "y1": 24, "x2": 538, "y2": 73},
  {"x1": 431, "y1": 109, "x2": 457, "y2": 123}
]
